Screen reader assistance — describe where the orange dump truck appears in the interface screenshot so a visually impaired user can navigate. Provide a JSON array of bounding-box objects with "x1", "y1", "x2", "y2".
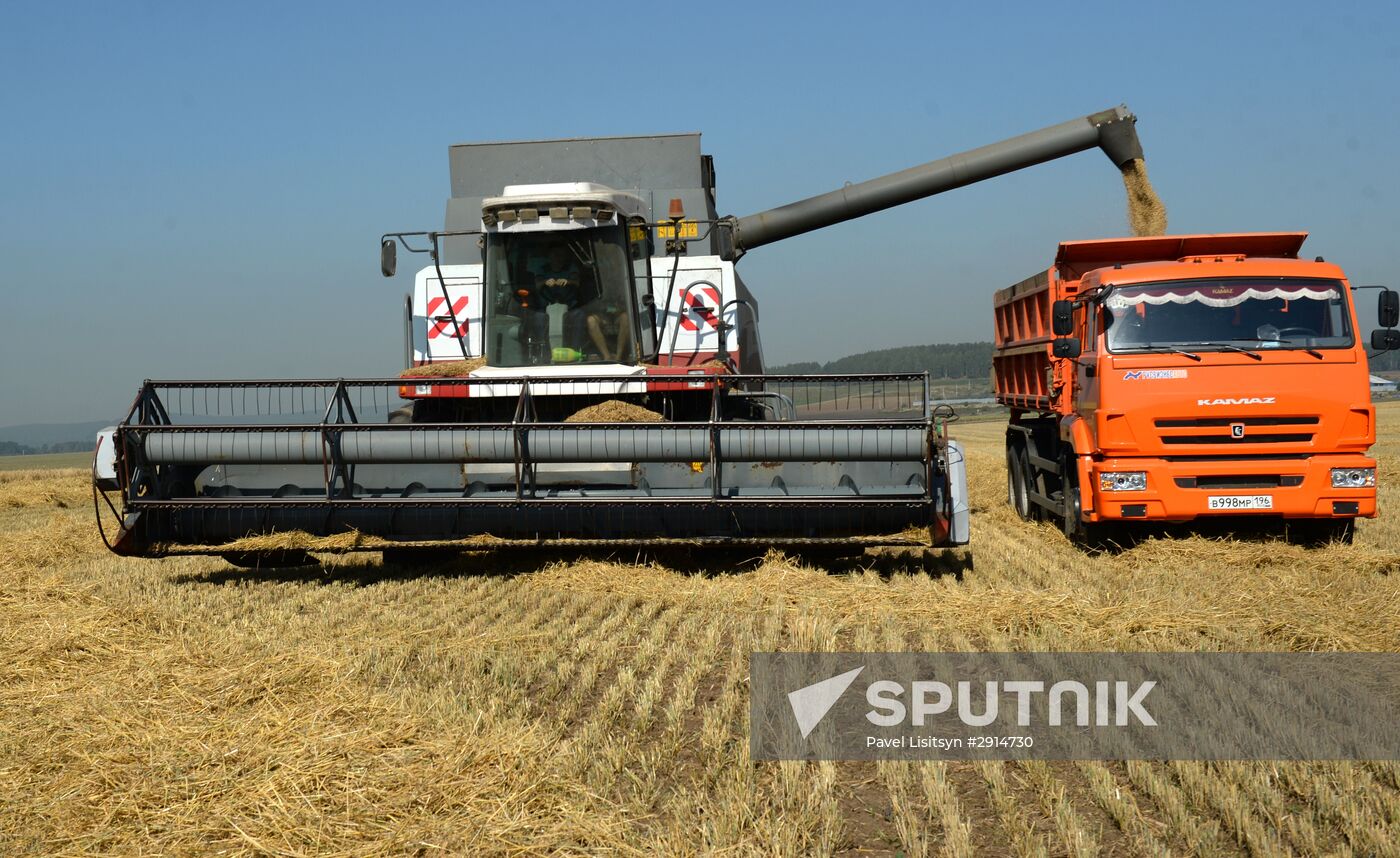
[{"x1": 992, "y1": 233, "x2": 1400, "y2": 543}]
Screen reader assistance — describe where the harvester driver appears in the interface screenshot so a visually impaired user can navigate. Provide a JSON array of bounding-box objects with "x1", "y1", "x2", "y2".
[
  {"x1": 527, "y1": 244, "x2": 590, "y2": 352},
  {"x1": 585, "y1": 286, "x2": 632, "y2": 362},
  {"x1": 537, "y1": 245, "x2": 583, "y2": 304}
]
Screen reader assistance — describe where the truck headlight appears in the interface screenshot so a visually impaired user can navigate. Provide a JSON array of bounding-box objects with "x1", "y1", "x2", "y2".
[
  {"x1": 1330, "y1": 467, "x2": 1376, "y2": 488},
  {"x1": 1099, "y1": 471, "x2": 1147, "y2": 492}
]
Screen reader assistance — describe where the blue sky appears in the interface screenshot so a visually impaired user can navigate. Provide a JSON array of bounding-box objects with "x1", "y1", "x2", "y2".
[{"x1": 2, "y1": 1, "x2": 1397, "y2": 424}]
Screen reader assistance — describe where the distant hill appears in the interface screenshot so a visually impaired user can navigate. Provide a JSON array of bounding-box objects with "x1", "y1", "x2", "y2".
[
  {"x1": 770, "y1": 341, "x2": 993, "y2": 379},
  {"x1": 770, "y1": 338, "x2": 1400, "y2": 387}
]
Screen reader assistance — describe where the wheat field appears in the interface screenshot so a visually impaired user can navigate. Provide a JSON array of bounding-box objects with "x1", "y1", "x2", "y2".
[{"x1": 3, "y1": 404, "x2": 1400, "y2": 856}]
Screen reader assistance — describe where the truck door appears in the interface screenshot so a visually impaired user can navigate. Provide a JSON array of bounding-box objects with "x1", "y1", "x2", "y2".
[{"x1": 1075, "y1": 299, "x2": 1101, "y2": 422}]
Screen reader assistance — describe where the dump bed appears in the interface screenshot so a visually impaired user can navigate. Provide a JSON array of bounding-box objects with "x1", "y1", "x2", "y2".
[
  {"x1": 992, "y1": 266, "x2": 1061, "y2": 412},
  {"x1": 992, "y1": 233, "x2": 1309, "y2": 414}
]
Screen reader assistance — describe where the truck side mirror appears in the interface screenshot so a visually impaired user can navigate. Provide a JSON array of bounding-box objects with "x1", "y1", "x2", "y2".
[
  {"x1": 1052, "y1": 337, "x2": 1082, "y2": 358},
  {"x1": 380, "y1": 239, "x2": 397, "y2": 277},
  {"x1": 1372, "y1": 329, "x2": 1400, "y2": 352},
  {"x1": 1379, "y1": 289, "x2": 1399, "y2": 329},
  {"x1": 1052, "y1": 300, "x2": 1074, "y2": 336}
]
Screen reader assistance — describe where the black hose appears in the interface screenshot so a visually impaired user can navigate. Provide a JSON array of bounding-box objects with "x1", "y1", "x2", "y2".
[
  {"x1": 429, "y1": 233, "x2": 471, "y2": 360},
  {"x1": 655, "y1": 244, "x2": 683, "y2": 363}
]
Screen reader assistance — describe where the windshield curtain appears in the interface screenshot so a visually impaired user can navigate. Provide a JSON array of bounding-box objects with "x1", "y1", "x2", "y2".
[
  {"x1": 484, "y1": 226, "x2": 639, "y2": 367},
  {"x1": 1102, "y1": 277, "x2": 1353, "y2": 352}
]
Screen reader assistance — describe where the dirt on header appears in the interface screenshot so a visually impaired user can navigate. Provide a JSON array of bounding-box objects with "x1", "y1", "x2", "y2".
[
  {"x1": 1121, "y1": 158, "x2": 1167, "y2": 237},
  {"x1": 564, "y1": 400, "x2": 666, "y2": 423}
]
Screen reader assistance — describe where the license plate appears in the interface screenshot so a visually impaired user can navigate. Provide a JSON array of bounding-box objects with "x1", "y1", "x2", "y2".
[{"x1": 1208, "y1": 495, "x2": 1273, "y2": 510}]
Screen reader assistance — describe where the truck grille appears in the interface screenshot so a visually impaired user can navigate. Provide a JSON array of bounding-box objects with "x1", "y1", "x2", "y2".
[
  {"x1": 1155, "y1": 416, "x2": 1319, "y2": 428},
  {"x1": 1155, "y1": 416, "x2": 1318, "y2": 446},
  {"x1": 1174, "y1": 475, "x2": 1305, "y2": 489}
]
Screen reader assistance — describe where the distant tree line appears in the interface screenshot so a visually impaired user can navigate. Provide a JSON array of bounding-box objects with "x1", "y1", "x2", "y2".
[
  {"x1": 770, "y1": 339, "x2": 1400, "y2": 379},
  {"x1": 770, "y1": 341, "x2": 994, "y2": 379},
  {"x1": 1371, "y1": 349, "x2": 1400, "y2": 373},
  {"x1": 0, "y1": 440, "x2": 94, "y2": 457}
]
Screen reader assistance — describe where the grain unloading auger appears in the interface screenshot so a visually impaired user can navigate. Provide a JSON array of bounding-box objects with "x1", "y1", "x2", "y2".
[{"x1": 94, "y1": 106, "x2": 1148, "y2": 560}]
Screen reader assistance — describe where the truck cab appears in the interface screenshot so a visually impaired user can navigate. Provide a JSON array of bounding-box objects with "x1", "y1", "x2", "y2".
[{"x1": 995, "y1": 233, "x2": 1398, "y2": 543}]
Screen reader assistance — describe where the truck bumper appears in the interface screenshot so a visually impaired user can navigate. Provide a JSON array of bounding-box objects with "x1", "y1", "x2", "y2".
[{"x1": 1087, "y1": 455, "x2": 1377, "y2": 522}]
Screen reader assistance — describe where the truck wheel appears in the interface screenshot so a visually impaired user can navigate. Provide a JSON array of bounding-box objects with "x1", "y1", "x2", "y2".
[
  {"x1": 1287, "y1": 519, "x2": 1355, "y2": 547},
  {"x1": 1009, "y1": 444, "x2": 1033, "y2": 521},
  {"x1": 1058, "y1": 455, "x2": 1119, "y2": 547},
  {"x1": 1005, "y1": 445, "x2": 1017, "y2": 506},
  {"x1": 1060, "y1": 455, "x2": 1083, "y2": 540},
  {"x1": 388, "y1": 404, "x2": 415, "y2": 424},
  {"x1": 1333, "y1": 519, "x2": 1357, "y2": 545}
]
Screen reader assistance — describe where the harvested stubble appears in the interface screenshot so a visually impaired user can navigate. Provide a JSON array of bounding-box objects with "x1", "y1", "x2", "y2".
[
  {"x1": 2, "y1": 403, "x2": 1399, "y2": 853},
  {"x1": 564, "y1": 399, "x2": 665, "y2": 423},
  {"x1": 0, "y1": 467, "x2": 89, "y2": 510},
  {"x1": 1121, "y1": 158, "x2": 1168, "y2": 237},
  {"x1": 399, "y1": 357, "x2": 487, "y2": 377}
]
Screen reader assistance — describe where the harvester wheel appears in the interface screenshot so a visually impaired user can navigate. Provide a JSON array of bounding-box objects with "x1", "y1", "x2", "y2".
[
  {"x1": 221, "y1": 551, "x2": 317, "y2": 569},
  {"x1": 1008, "y1": 444, "x2": 1032, "y2": 521},
  {"x1": 382, "y1": 547, "x2": 462, "y2": 568},
  {"x1": 790, "y1": 546, "x2": 867, "y2": 566},
  {"x1": 388, "y1": 404, "x2": 415, "y2": 424}
]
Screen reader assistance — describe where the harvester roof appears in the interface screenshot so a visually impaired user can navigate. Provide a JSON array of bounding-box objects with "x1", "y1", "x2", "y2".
[{"x1": 481, "y1": 183, "x2": 646, "y2": 232}]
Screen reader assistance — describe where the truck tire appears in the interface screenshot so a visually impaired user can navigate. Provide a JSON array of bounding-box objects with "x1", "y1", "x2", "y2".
[
  {"x1": 1287, "y1": 519, "x2": 1355, "y2": 547},
  {"x1": 1006, "y1": 445, "x2": 1017, "y2": 507},
  {"x1": 1058, "y1": 454, "x2": 1118, "y2": 547},
  {"x1": 1009, "y1": 444, "x2": 1033, "y2": 521},
  {"x1": 1059, "y1": 453, "x2": 1083, "y2": 540}
]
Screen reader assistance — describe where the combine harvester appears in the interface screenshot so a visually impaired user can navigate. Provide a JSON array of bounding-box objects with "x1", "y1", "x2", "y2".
[
  {"x1": 994, "y1": 234, "x2": 1399, "y2": 544},
  {"x1": 95, "y1": 106, "x2": 1152, "y2": 564}
]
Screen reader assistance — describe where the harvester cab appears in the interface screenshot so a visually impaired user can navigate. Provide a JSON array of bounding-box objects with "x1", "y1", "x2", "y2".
[
  {"x1": 478, "y1": 184, "x2": 648, "y2": 368},
  {"x1": 96, "y1": 106, "x2": 1149, "y2": 561}
]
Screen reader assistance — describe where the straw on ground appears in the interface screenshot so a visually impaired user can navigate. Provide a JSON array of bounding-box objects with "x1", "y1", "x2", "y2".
[{"x1": 2, "y1": 403, "x2": 1399, "y2": 854}]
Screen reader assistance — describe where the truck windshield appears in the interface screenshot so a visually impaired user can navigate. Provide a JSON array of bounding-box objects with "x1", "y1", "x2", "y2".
[
  {"x1": 1103, "y1": 278, "x2": 1353, "y2": 353},
  {"x1": 483, "y1": 226, "x2": 639, "y2": 367}
]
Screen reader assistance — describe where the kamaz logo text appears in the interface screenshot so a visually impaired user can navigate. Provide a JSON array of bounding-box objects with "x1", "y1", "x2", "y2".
[
  {"x1": 1197, "y1": 397, "x2": 1275, "y2": 406},
  {"x1": 1123, "y1": 369, "x2": 1188, "y2": 380}
]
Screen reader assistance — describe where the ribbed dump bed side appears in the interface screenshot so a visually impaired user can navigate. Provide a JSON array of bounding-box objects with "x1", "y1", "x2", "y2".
[{"x1": 992, "y1": 268, "x2": 1056, "y2": 412}]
